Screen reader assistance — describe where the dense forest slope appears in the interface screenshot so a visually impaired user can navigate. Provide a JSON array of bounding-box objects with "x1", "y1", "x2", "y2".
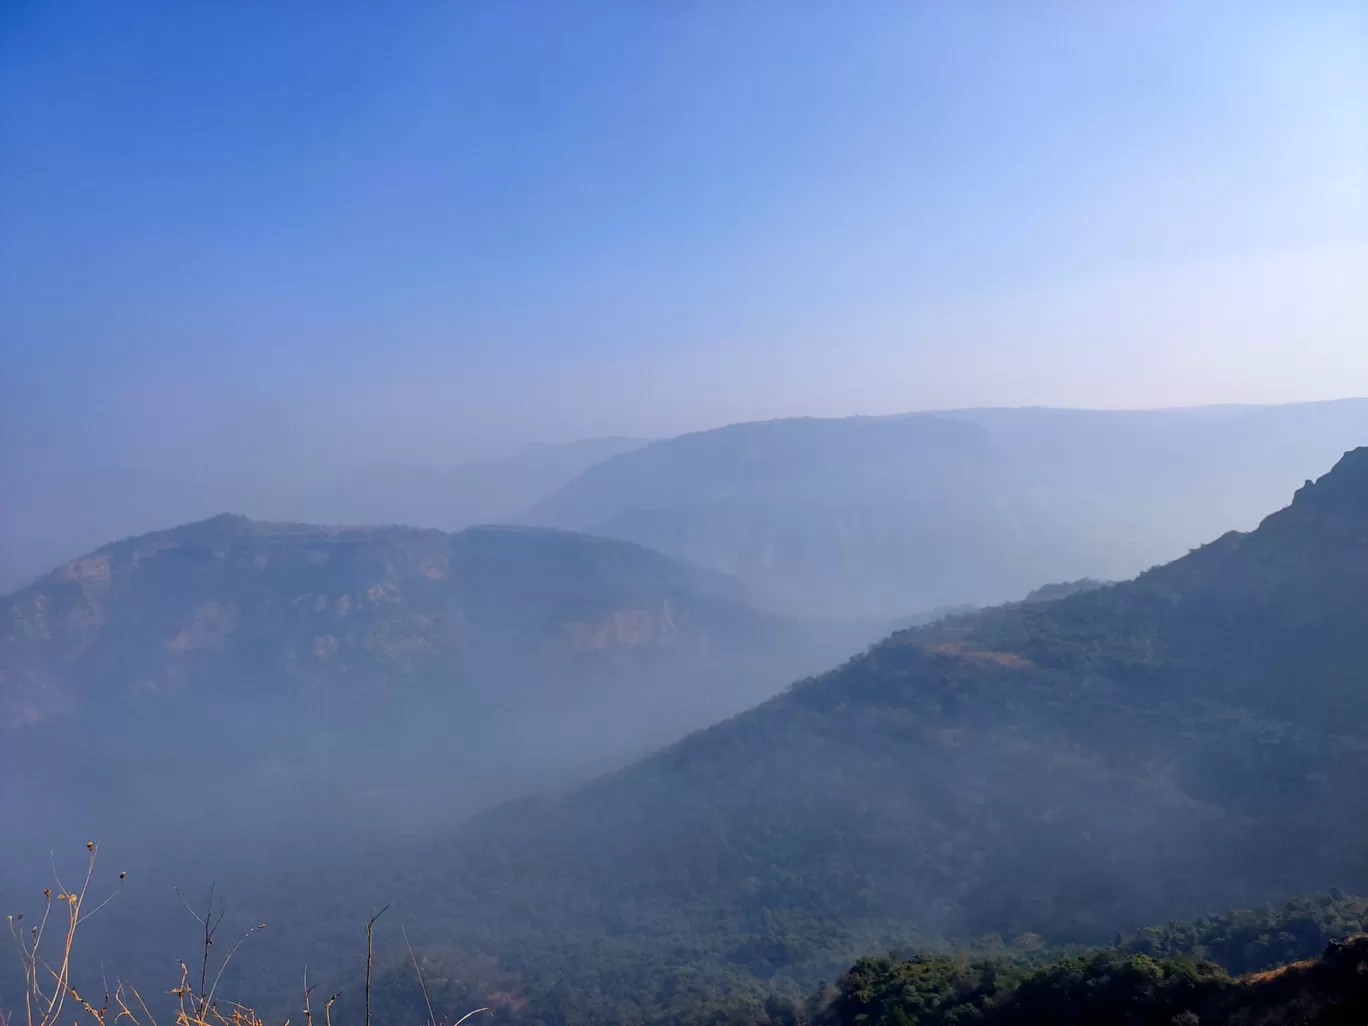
[
  {"x1": 0, "y1": 515, "x2": 889, "y2": 840},
  {"x1": 362, "y1": 894, "x2": 1368, "y2": 1026},
  {"x1": 529, "y1": 401, "x2": 1368, "y2": 616},
  {"x1": 408, "y1": 448, "x2": 1368, "y2": 968},
  {"x1": 821, "y1": 933, "x2": 1368, "y2": 1026},
  {"x1": 818, "y1": 893, "x2": 1368, "y2": 1026}
]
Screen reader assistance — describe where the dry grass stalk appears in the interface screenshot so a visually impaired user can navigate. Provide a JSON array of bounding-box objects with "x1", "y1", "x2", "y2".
[
  {"x1": 6, "y1": 848, "x2": 487, "y2": 1026},
  {"x1": 6, "y1": 843, "x2": 122, "y2": 1026}
]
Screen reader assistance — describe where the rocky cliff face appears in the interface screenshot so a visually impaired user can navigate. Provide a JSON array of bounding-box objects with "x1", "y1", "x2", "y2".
[
  {"x1": 0, "y1": 515, "x2": 760, "y2": 727},
  {"x1": 0, "y1": 514, "x2": 892, "y2": 845}
]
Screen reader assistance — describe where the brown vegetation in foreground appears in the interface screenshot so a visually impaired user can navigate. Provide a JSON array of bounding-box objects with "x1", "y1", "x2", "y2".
[{"x1": 4, "y1": 847, "x2": 482, "y2": 1026}]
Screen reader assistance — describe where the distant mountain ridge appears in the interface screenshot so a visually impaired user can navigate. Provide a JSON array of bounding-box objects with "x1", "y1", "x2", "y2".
[
  {"x1": 528, "y1": 400, "x2": 1368, "y2": 616},
  {"x1": 527, "y1": 414, "x2": 1080, "y2": 616},
  {"x1": 10, "y1": 400, "x2": 1368, "y2": 610},
  {"x1": 0, "y1": 437, "x2": 646, "y2": 594}
]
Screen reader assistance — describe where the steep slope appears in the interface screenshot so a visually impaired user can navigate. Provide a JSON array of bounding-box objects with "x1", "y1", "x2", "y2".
[
  {"x1": 0, "y1": 514, "x2": 889, "y2": 842},
  {"x1": 404, "y1": 448, "x2": 1368, "y2": 970},
  {"x1": 528, "y1": 401, "x2": 1368, "y2": 617}
]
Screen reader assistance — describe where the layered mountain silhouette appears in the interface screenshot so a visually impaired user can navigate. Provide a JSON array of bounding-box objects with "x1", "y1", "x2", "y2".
[
  {"x1": 0, "y1": 437, "x2": 645, "y2": 594},
  {"x1": 11, "y1": 401, "x2": 1368, "y2": 612},
  {"x1": 0, "y1": 514, "x2": 890, "y2": 841},
  {"x1": 529, "y1": 401, "x2": 1368, "y2": 616},
  {"x1": 6, "y1": 450, "x2": 1368, "y2": 1021},
  {"x1": 388, "y1": 448, "x2": 1368, "y2": 978}
]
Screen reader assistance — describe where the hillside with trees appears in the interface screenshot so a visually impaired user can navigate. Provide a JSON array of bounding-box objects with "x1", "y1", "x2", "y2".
[
  {"x1": 0, "y1": 515, "x2": 890, "y2": 848},
  {"x1": 8, "y1": 450, "x2": 1368, "y2": 1024},
  {"x1": 370, "y1": 448, "x2": 1368, "y2": 1000},
  {"x1": 35, "y1": 447, "x2": 1364, "y2": 1020}
]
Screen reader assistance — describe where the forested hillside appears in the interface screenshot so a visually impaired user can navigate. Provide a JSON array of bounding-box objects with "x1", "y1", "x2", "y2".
[
  {"x1": 382, "y1": 448, "x2": 1368, "y2": 989},
  {"x1": 821, "y1": 932, "x2": 1368, "y2": 1026}
]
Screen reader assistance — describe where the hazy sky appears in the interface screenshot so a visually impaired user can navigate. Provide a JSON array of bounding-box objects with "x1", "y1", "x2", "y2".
[{"x1": 2, "y1": 1, "x2": 1365, "y2": 471}]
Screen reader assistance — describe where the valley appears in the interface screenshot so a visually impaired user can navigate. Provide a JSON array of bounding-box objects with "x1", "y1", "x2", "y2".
[{"x1": 7, "y1": 442, "x2": 1368, "y2": 1026}]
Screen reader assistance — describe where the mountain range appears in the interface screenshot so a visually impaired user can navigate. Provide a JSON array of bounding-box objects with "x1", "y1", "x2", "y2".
[
  {"x1": 527, "y1": 401, "x2": 1368, "y2": 615},
  {"x1": 339, "y1": 445, "x2": 1368, "y2": 1002},
  {"x1": 13, "y1": 443, "x2": 1361, "y2": 1023},
  {"x1": 0, "y1": 437, "x2": 645, "y2": 595},
  {"x1": 8, "y1": 400, "x2": 1368, "y2": 616},
  {"x1": 5, "y1": 423, "x2": 1368, "y2": 1025}
]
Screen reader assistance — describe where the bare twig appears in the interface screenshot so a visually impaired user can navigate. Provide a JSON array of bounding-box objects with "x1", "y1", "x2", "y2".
[
  {"x1": 401, "y1": 928, "x2": 436, "y2": 1026},
  {"x1": 204, "y1": 922, "x2": 266, "y2": 1012},
  {"x1": 7, "y1": 844, "x2": 123, "y2": 1026},
  {"x1": 363, "y1": 907, "x2": 388, "y2": 1026},
  {"x1": 121, "y1": 981, "x2": 157, "y2": 1026},
  {"x1": 11, "y1": 850, "x2": 480, "y2": 1026},
  {"x1": 174, "y1": 886, "x2": 225, "y2": 1019}
]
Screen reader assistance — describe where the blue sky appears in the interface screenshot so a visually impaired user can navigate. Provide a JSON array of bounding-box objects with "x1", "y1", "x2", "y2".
[{"x1": 2, "y1": 1, "x2": 1365, "y2": 471}]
